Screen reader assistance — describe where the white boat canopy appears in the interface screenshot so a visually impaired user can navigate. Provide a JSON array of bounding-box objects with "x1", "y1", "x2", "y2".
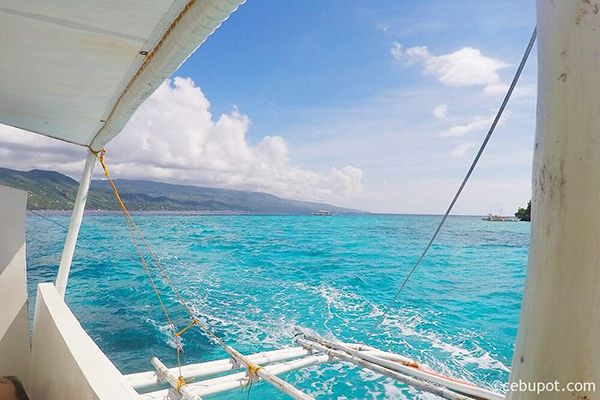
[{"x1": 0, "y1": 0, "x2": 244, "y2": 151}]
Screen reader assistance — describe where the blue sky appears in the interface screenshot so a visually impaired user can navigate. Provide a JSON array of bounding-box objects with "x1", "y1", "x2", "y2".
[
  {"x1": 0, "y1": 1, "x2": 538, "y2": 214},
  {"x1": 172, "y1": 0, "x2": 538, "y2": 214}
]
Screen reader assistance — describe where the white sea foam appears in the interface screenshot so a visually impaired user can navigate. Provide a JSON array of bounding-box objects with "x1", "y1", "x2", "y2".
[
  {"x1": 379, "y1": 309, "x2": 510, "y2": 387},
  {"x1": 151, "y1": 320, "x2": 185, "y2": 350},
  {"x1": 151, "y1": 271, "x2": 509, "y2": 397}
]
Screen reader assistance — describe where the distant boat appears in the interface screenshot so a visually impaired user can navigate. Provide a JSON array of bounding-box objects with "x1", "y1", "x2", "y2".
[
  {"x1": 312, "y1": 210, "x2": 333, "y2": 216},
  {"x1": 482, "y1": 213, "x2": 519, "y2": 222}
]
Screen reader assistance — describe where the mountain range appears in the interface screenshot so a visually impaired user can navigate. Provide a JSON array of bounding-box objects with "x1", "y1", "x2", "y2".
[{"x1": 0, "y1": 167, "x2": 364, "y2": 214}]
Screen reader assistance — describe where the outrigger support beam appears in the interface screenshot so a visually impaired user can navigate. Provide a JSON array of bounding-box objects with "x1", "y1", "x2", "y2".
[
  {"x1": 132, "y1": 338, "x2": 505, "y2": 400},
  {"x1": 297, "y1": 334, "x2": 504, "y2": 400},
  {"x1": 204, "y1": 340, "x2": 316, "y2": 400},
  {"x1": 144, "y1": 352, "x2": 322, "y2": 400},
  {"x1": 128, "y1": 347, "x2": 312, "y2": 389},
  {"x1": 296, "y1": 338, "x2": 471, "y2": 400},
  {"x1": 55, "y1": 149, "x2": 96, "y2": 298}
]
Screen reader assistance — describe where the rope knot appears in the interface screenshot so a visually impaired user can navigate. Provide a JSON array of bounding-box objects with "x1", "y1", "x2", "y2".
[
  {"x1": 176, "y1": 375, "x2": 186, "y2": 393},
  {"x1": 243, "y1": 364, "x2": 263, "y2": 391},
  {"x1": 91, "y1": 147, "x2": 110, "y2": 178}
]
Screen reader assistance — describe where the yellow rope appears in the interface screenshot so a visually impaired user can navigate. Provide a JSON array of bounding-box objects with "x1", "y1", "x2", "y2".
[
  {"x1": 91, "y1": 148, "x2": 265, "y2": 394},
  {"x1": 243, "y1": 364, "x2": 263, "y2": 392},
  {"x1": 97, "y1": 149, "x2": 197, "y2": 318},
  {"x1": 93, "y1": 148, "x2": 186, "y2": 388},
  {"x1": 247, "y1": 364, "x2": 263, "y2": 381},
  {"x1": 177, "y1": 375, "x2": 187, "y2": 392},
  {"x1": 176, "y1": 319, "x2": 199, "y2": 337}
]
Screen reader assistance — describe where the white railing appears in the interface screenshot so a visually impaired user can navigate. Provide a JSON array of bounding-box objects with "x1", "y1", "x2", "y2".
[{"x1": 29, "y1": 283, "x2": 140, "y2": 400}]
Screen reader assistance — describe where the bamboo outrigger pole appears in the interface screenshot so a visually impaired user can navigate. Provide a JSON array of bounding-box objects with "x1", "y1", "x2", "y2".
[{"x1": 508, "y1": 1, "x2": 600, "y2": 398}]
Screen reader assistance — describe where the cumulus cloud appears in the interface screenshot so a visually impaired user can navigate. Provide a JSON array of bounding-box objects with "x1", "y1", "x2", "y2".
[
  {"x1": 450, "y1": 141, "x2": 477, "y2": 158},
  {"x1": 329, "y1": 166, "x2": 364, "y2": 197},
  {"x1": 433, "y1": 103, "x2": 448, "y2": 119},
  {"x1": 393, "y1": 44, "x2": 509, "y2": 90},
  {"x1": 0, "y1": 77, "x2": 364, "y2": 203}
]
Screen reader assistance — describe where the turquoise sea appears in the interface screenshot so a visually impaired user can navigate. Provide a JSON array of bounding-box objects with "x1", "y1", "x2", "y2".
[{"x1": 26, "y1": 214, "x2": 529, "y2": 399}]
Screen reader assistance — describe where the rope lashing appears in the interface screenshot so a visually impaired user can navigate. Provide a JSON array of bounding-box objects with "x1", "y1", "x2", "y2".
[
  {"x1": 242, "y1": 363, "x2": 263, "y2": 398},
  {"x1": 247, "y1": 364, "x2": 263, "y2": 382},
  {"x1": 176, "y1": 375, "x2": 187, "y2": 392}
]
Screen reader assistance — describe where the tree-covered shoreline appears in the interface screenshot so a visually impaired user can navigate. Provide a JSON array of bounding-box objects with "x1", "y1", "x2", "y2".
[{"x1": 515, "y1": 201, "x2": 531, "y2": 221}]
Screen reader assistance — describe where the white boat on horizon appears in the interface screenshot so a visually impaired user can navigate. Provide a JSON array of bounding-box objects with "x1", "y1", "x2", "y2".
[
  {"x1": 312, "y1": 210, "x2": 333, "y2": 216},
  {"x1": 1, "y1": 1, "x2": 598, "y2": 400},
  {"x1": 482, "y1": 214, "x2": 520, "y2": 222}
]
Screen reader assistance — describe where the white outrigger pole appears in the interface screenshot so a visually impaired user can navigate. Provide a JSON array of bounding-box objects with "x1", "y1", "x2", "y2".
[
  {"x1": 128, "y1": 333, "x2": 504, "y2": 400},
  {"x1": 55, "y1": 150, "x2": 96, "y2": 298},
  {"x1": 507, "y1": 1, "x2": 600, "y2": 399}
]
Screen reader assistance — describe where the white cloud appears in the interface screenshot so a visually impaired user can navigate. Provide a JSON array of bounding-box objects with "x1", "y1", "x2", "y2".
[
  {"x1": 438, "y1": 110, "x2": 510, "y2": 138},
  {"x1": 0, "y1": 77, "x2": 364, "y2": 203},
  {"x1": 396, "y1": 45, "x2": 509, "y2": 89},
  {"x1": 329, "y1": 166, "x2": 364, "y2": 197},
  {"x1": 0, "y1": 125, "x2": 85, "y2": 174},
  {"x1": 390, "y1": 42, "x2": 403, "y2": 59},
  {"x1": 483, "y1": 83, "x2": 535, "y2": 98},
  {"x1": 433, "y1": 103, "x2": 448, "y2": 119},
  {"x1": 450, "y1": 141, "x2": 477, "y2": 158},
  {"x1": 439, "y1": 115, "x2": 494, "y2": 138}
]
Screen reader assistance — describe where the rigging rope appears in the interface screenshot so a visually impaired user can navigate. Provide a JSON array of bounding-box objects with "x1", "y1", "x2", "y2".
[
  {"x1": 94, "y1": 148, "x2": 183, "y2": 375},
  {"x1": 364, "y1": 27, "x2": 538, "y2": 341},
  {"x1": 92, "y1": 148, "x2": 266, "y2": 393}
]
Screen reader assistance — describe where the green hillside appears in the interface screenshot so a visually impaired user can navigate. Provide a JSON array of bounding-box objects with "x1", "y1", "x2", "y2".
[{"x1": 0, "y1": 167, "x2": 364, "y2": 214}]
